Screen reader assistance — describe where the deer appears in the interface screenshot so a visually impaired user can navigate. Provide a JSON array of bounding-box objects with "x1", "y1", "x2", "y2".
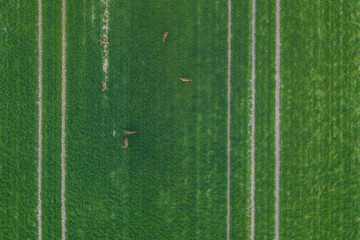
[
  {"x1": 101, "y1": 81, "x2": 107, "y2": 91},
  {"x1": 122, "y1": 138, "x2": 128, "y2": 149},
  {"x1": 162, "y1": 32, "x2": 168, "y2": 42},
  {"x1": 124, "y1": 130, "x2": 136, "y2": 135},
  {"x1": 180, "y1": 78, "x2": 192, "y2": 82},
  {"x1": 99, "y1": 39, "x2": 109, "y2": 44}
]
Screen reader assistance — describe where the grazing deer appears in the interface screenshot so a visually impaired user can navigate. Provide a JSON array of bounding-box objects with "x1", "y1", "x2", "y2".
[
  {"x1": 101, "y1": 81, "x2": 107, "y2": 91},
  {"x1": 99, "y1": 39, "x2": 109, "y2": 44},
  {"x1": 124, "y1": 130, "x2": 136, "y2": 135},
  {"x1": 162, "y1": 32, "x2": 168, "y2": 42},
  {"x1": 180, "y1": 78, "x2": 192, "y2": 82},
  {"x1": 122, "y1": 138, "x2": 128, "y2": 149}
]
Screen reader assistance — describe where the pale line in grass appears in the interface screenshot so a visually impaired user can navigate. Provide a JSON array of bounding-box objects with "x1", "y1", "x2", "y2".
[
  {"x1": 61, "y1": 0, "x2": 67, "y2": 239},
  {"x1": 101, "y1": 0, "x2": 110, "y2": 82},
  {"x1": 37, "y1": 0, "x2": 43, "y2": 239},
  {"x1": 249, "y1": 0, "x2": 256, "y2": 239},
  {"x1": 274, "y1": 0, "x2": 281, "y2": 239},
  {"x1": 226, "y1": 0, "x2": 232, "y2": 239}
]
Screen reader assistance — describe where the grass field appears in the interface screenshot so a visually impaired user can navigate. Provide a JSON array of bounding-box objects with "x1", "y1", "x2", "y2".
[{"x1": 1, "y1": 0, "x2": 360, "y2": 239}]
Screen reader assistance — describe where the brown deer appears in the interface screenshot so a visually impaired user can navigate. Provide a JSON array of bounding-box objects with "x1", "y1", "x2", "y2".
[
  {"x1": 122, "y1": 138, "x2": 128, "y2": 149},
  {"x1": 162, "y1": 32, "x2": 168, "y2": 42},
  {"x1": 101, "y1": 81, "x2": 107, "y2": 91},
  {"x1": 180, "y1": 78, "x2": 192, "y2": 82},
  {"x1": 99, "y1": 39, "x2": 109, "y2": 44},
  {"x1": 124, "y1": 130, "x2": 136, "y2": 135}
]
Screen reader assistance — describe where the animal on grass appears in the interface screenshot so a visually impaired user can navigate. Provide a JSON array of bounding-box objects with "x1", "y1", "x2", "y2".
[
  {"x1": 101, "y1": 81, "x2": 107, "y2": 91},
  {"x1": 162, "y1": 32, "x2": 168, "y2": 42},
  {"x1": 99, "y1": 39, "x2": 109, "y2": 44},
  {"x1": 180, "y1": 78, "x2": 192, "y2": 82},
  {"x1": 122, "y1": 138, "x2": 128, "y2": 148},
  {"x1": 124, "y1": 130, "x2": 136, "y2": 135}
]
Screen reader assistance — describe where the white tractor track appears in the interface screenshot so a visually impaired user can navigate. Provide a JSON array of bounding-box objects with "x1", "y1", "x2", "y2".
[
  {"x1": 101, "y1": 0, "x2": 110, "y2": 83},
  {"x1": 37, "y1": 0, "x2": 43, "y2": 239},
  {"x1": 249, "y1": 0, "x2": 256, "y2": 239},
  {"x1": 274, "y1": 0, "x2": 281, "y2": 239},
  {"x1": 61, "y1": 0, "x2": 67, "y2": 239},
  {"x1": 226, "y1": 0, "x2": 232, "y2": 239}
]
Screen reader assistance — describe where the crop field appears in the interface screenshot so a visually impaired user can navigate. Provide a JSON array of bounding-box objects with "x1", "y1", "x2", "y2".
[{"x1": 1, "y1": 0, "x2": 360, "y2": 239}]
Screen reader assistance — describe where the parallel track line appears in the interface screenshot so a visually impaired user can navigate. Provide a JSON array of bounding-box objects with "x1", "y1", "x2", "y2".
[
  {"x1": 274, "y1": 0, "x2": 281, "y2": 239},
  {"x1": 101, "y1": 0, "x2": 110, "y2": 82},
  {"x1": 61, "y1": 0, "x2": 67, "y2": 239},
  {"x1": 226, "y1": 0, "x2": 232, "y2": 239},
  {"x1": 249, "y1": 0, "x2": 256, "y2": 239},
  {"x1": 37, "y1": 0, "x2": 43, "y2": 239}
]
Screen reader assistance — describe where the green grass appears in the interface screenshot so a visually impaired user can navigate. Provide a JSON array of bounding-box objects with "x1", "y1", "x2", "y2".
[
  {"x1": 41, "y1": 0, "x2": 63, "y2": 238},
  {"x1": 0, "y1": 1, "x2": 38, "y2": 239},
  {"x1": 229, "y1": 1, "x2": 252, "y2": 239},
  {"x1": 66, "y1": 0, "x2": 228, "y2": 239},
  {"x1": 1, "y1": 0, "x2": 360, "y2": 239},
  {"x1": 281, "y1": 1, "x2": 360, "y2": 239},
  {"x1": 253, "y1": 1, "x2": 277, "y2": 238}
]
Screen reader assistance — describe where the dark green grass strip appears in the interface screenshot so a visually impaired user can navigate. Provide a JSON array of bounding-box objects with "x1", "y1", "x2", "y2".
[
  {"x1": 281, "y1": 0, "x2": 360, "y2": 238},
  {"x1": 66, "y1": 0, "x2": 132, "y2": 239},
  {"x1": 41, "y1": 0, "x2": 62, "y2": 238},
  {"x1": 193, "y1": 2, "x2": 228, "y2": 239},
  {"x1": 66, "y1": 0, "x2": 108, "y2": 239},
  {"x1": 0, "y1": 1, "x2": 38, "y2": 239},
  {"x1": 65, "y1": 0, "x2": 228, "y2": 239},
  {"x1": 254, "y1": 1, "x2": 276, "y2": 239},
  {"x1": 124, "y1": 1, "x2": 228, "y2": 238},
  {"x1": 107, "y1": 2, "x2": 131, "y2": 239},
  {"x1": 229, "y1": 0, "x2": 251, "y2": 239}
]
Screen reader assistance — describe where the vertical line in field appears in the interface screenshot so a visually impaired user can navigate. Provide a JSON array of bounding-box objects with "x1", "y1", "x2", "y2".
[
  {"x1": 274, "y1": 0, "x2": 281, "y2": 239},
  {"x1": 37, "y1": 0, "x2": 43, "y2": 239},
  {"x1": 226, "y1": 0, "x2": 232, "y2": 239},
  {"x1": 101, "y1": 0, "x2": 110, "y2": 82},
  {"x1": 61, "y1": 0, "x2": 67, "y2": 239},
  {"x1": 249, "y1": 0, "x2": 256, "y2": 239}
]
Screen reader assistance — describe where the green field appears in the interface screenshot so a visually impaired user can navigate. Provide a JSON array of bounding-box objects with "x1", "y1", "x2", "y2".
[{"x1": 1, "y1": 0, "x2": 359, "y2": 239}]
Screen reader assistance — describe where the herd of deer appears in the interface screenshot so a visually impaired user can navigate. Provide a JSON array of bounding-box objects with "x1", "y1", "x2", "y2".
[{"x1": 99, "y1": 32, "x2": 192, "y2": 148}]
